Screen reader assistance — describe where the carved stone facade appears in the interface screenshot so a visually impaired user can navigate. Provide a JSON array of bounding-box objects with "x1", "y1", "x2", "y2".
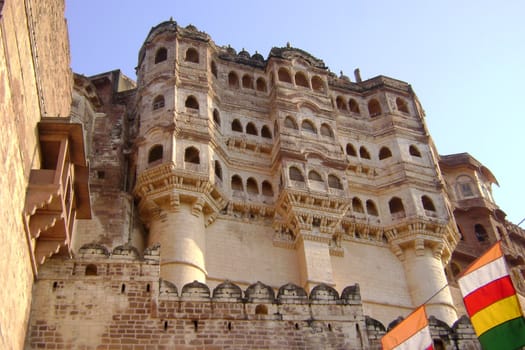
[{"x1": 1, "y1": 4, "x2": 523, "y2": 349}]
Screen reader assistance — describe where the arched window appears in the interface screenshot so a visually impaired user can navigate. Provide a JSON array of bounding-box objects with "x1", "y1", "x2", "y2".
[
  {"x1": 213, "y1": 109, "x2": 221, "y2": 126},
  {"x1": 409, "y1": 145, "x2": 421, "y2": 157},
  {"x1": 349, "y1": 98, "x2": 360, "y2": 114},
  {"x1": 185, "y1": 96, "x2": 199, "y2": 110},
  {"x1": 278, "y1": 68, "x2": 292, "y2": 83},
  {"x1": 154, "y1": 47, "x2": 167, "y2": 63},
  {"x1": 184, "y1": 146, "x2": 200, "y2": 164},
  {"x1": 311, "y1": 76, "x2": 325, "y2": 92},
  {"x1": 378, "y1": 147, "x2": 392, "y2": 160},
  {"x1": 261, "y1": 125, "x2": 272, "y2": 139},
  {"x1": 295, "y1": 72, "x2": 309, "y2": 88},
  {"x1": 185, "y1": 47, "x2": 199, "y2": 63},
  {"x1": 242, "y1": 74, "x2": 254, "y2": 89},
  {"x1": 214, "y1": 160, "x2": 222, "y2": 180},
  {"x1": 308, "y1": 170, "x2": 323, "y2": 182},
  {"x1": 231, "y1": 175, "x2": 243, "y2": 191},
  {"x1": 284, "y1": 116, "x2": 298, "y2": 129},
  {"x1": 320, "y1": 123, "x2": 334, "y2": 137},
  {"x1": 366, "y1": 200, "x2": 379, "y2": 216},
  {"x1": 328, "y1": 174, "x2": 342, "y2": 189},
  {"x1": 474, "y1": 224, "x2": 488, "y2": 242},
  {"x1": 301, "y1": 120, "x2": 317, "y2": 134},
  {"x1": 422, "y1": 195, "x2": 436, "y2": 211},
  {"x1": 389, "y1": 197, "x2": 405, "y2": 216},
  {"x1": 246, "y1": 177, "x2": 259, "y2": 194},
  {"x1": 153, "y1": 95, "x2": 165, "y2": 110},
  {"x1": 246, "y1": 122, "x2": 258, "y2": 135},
  {"x1": 228, "y1": 71, "x2": 239, "y2": 89},
  {"x1": 148, "y1": 145, "x2": 163, "y2": 164},
  {"x1": 289, "y1": 166, "x2": 304, "y2": 182},
  {"x1": 359, "y1": 146, "x2": 371, "y2": 159},
  {"x1": 352, "y1": 197, "x2": 364, "y2": 213},
  {"x1": 368, "y1": 99, "x2": 382, "y2": 117},
  {"x1": 256, "y1": 77, "x2": 267, "y2": 92},
  {"x1": 336, "y1": 96, "x2": 347, "y2": 111},
  {"x1": 396, "y1": 97, "x2": 409, "y2": 113},
  {"x1": 262, "y1": 181, "x2": 274, "y2": 196},
  {"x1": 346, "y1": 143, "x2": 357, "y2": 156},
  {"x1": 456, "y1": 175, "x2": 476, "y2": 198},
  {"x1": 85, "y1": 264, "x2": 97, "y2": 276},
  {"x1": 211, "y1": 61, "x2": 218, "y2": 78},
  {"x1": 231, "y1": 119, "x2": 243, "y2": 132}
]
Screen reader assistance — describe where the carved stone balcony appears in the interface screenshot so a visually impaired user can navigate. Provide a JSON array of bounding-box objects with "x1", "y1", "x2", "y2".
[{"x1": 23, "y1": 119, "x2": 91, "y2": 277}]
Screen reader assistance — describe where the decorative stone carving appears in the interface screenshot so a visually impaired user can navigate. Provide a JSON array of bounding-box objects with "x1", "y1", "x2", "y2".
[
  {"x1": 341, "y1": 283, "x2": 361, "y2": 304},
  {"x1": 78, "y1": 243, "x2": 110, "y2": 258},
  {"x1": 111, "y1": 244, "x2": 140, "y2": 260},
  {"x1": 276, "y1": 283, "x2": 308, "y2": 304},
  {"x1": 309, "y1": 283, "x2": 339, "y2": 304},
  {"x1": 159, "y1": 279, "x2": 178, "y2": 297},
  {"x1": 212, "y1": 281, "x2": 243, "y2": 302},
  {"x1": 245, "y1": 281, "x2": 275, "y2": 303},
  {"x1": 181, "y1": 280, "x2": 210, "y2": 300}
]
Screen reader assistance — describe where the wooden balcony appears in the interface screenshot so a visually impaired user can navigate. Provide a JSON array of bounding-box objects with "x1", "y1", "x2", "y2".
[{"x1": 23, "y1": 119, "x2": 91, "y2": 277}]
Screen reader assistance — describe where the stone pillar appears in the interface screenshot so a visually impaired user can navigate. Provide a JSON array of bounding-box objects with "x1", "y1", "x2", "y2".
[
  {"x1": 403, "y1": 246, "x2": 457, "y2": 325},
  {"x1": 148, "y1": 202, "x2": 206, "y2": 288},
  {"x1": 297, "y1": 234, "x2": 334, "y2": 292}
]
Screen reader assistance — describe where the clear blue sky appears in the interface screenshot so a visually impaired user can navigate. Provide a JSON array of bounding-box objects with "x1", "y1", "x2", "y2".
[{"x1": 65, "y1": 0, "x2": 525, "y2": 226}]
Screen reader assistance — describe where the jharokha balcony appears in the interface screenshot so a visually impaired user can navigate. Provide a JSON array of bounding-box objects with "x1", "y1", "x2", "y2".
[{"x1": 23, "y1": 118, "x2": 91, "y2": 277}]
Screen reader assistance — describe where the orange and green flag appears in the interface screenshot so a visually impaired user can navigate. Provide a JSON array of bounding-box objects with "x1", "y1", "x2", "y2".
[
  {"x1": 381, "y1": 306, "x2": 433, "y2": 350},
  {"x1": 458, "y1": 241, "x2": 525, "y2": 350}
]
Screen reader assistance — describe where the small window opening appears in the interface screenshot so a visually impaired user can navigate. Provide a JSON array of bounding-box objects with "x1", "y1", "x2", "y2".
[
  {"x1": 153, "y1": 95, "x2": 165, "y2": 110},
  {"x1": 228, "y1": 71, "x2": 239, "y2": 89},
  {"x1": 164, "y1": 321, "x2": 168, "y2": 331},
  {"x1": 85, "y1": 264, "x2": 97, "y2": 276},
  {"x1": 308, "y1": 170, "x2": 323, "y2": 182},
  {"x1": 346, "y1": 144, "x2": 357, "y2": 156},
  {"x1": 475, "y1": 224, "x2": 488, "y2": 242},
  {"x1": 320, "y1": 123, "x2": 334, "y2": 137},
  {"x1": 256, "y1": 77, "x2": 267, "y2": 92},
  {"x1": 396, "y1": 97, "x2": 409, "y2": 113},
  {"x1": 284, "y1": 116, "x2": 298, "y2": 130},
  {"x1": 231, "y1": 119, "x2": 243, "y2": 132},
  {"x1": 295, "y1": 72, "x2": 309, "y2": 88},
  {"x1": 242, "y1": 74, "x2": 254, "y2": 89},
  {"x1": 255, "y1": 304, "x2": 268, "y2": 315},
  {"x1": 246, "y1": 122, "x2": 258, "y2": 135},
  {"x1": 261, "y1": 125, "x2": 272, "y2": 139},
  {"x1": 409, "y1": 145, "x2": 421, "y2": 157},
  {"x1": 185, "y1": 47, "x2": 199, "y2": 63},
  {"x1": 121, "y1": 284, "x2": 126, "y2": 293},
  {"x1": 289, "y1": 167, "x2": 304, "y2": 182},
  {"x1": 294, "y1": 323, "x2": 300, "y2": 330},
  {"x1": 422, "y1": 195, "x2": 436, "y2": 211},
  {"x1": 185, "y1": 96, "x2": 199, "y2": 110},
  {"x1": 349, "y1": 99, "x2": 360, "y2": 114},
  {"x1": 389, "y1": 197, "x2": 405, "y2": 215},
  {"x1": 379, "y1": 147, "x2": 392, "y2": 160},
  {"x1": 301, "y1": 120, "x2": 316, "y2": 134},
  {"x1": 231, "y1": 175, "x2": 244, "y2": 191},
  {"x1": 311, "y1": 76, "x2": 324, "y2": 92},
  {"x1": 146, "y1": 284, "x2": 151, "y2": 292},
  {"x1": 247, "y1": 177, "x2": 259, "y2": 194},
  {"x1": 52, "y1": 281, "x2": 58, "y2": 291},
  {"x1": 328, "y1": 323, "x2": 333, "y2": 332},
  {"x1": 328, "y1": 174, "x2": 343, "y2": 189},
  {"x1": 213, "y1": 109, "x2": 221, "y2": 126},
  {"x1": 366, "y1": 200, "x2": 379, "y2": 216},
  {"x1": 368, "y1": 99, "x2": 382, "y2": 117},
  {"x1": 359, "y1": 146, "x2": 371, "y2": 159},
  {"x1": 97, "y1": 170, "x2": 105, "y2": 179},
  {"x1": 184, "y1": 147, "x2": 200, "y2": 164},
  {"x1": 278, "y1": 68, "x2": 292, "y2": 83},
  {"x1": 227, "y1": 322, "x2": 232, "y2": 331},
  {"x1": 148, "y1": 145, "x2": 163, "y2": 164},
  {"x1": 336, "y1": 96, "x2": 347, "y2": 111},
  {"x1": 352, "y1": 198, "x2": 364, "y2": 213},
  {"x1": 154, "y1": 47, "x2": 167, "y2": 64},
  {"x1": 211, "y1": 61, "x2": 218, "y2": 78},
  {"x1": 262, "y1": 181, "x2": 273, "y2": 196},
  {"x1": 193, "y1": 320, "x2": 199, "y2": 332}
]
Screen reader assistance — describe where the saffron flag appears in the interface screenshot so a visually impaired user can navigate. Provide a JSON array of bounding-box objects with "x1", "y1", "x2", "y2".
[
  {"x1": 458, "y1": 241, "x2": 525, "y2": 350},
  {"x1": 381, "y1": 306, "x2": 433, "y2": 350}
]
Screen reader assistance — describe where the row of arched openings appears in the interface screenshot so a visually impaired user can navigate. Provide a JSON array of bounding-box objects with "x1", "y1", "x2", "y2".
[
  {"x1": 336, "y1": 96, "x2": 409, "y2": 116},
  {"x1": 277, "y1": 68, "x2": 325, "y2": 93},
  {"x1": 231, "y1": 118, "x2": 272, "y2": 138},
  {"x1": 152, "y1": 95, "x2": 200, "y2": 112},
  {"x1": 231, "y1": 174, "x2": 274, "y2": 196},
  {"x1": 154, "y1": 47, "x2": 199, "y2": 64},
  {"x1": 346, "y1": 143, "x2": 421, "y2": 160},
  {"x1": 227, "y1": 71, "x2": 268, "y2": 92},
  {"x1": 284, "y1": 116, "x2": 334, "y2": 138},
  {"x1": 288, "y1": 166, "x2": 343, "y2": 190},
  {"x1": 147, "y1": 145, "x2": 201, "y2": 165}
]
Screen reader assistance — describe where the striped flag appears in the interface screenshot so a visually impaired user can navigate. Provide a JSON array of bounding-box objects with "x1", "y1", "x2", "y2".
[
  {"x1": 381, "y1": 306, "x2": 433, "y2": 350},
  {"x1": 458, "y1": 241, "x2": 525, "y2": 350}
]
